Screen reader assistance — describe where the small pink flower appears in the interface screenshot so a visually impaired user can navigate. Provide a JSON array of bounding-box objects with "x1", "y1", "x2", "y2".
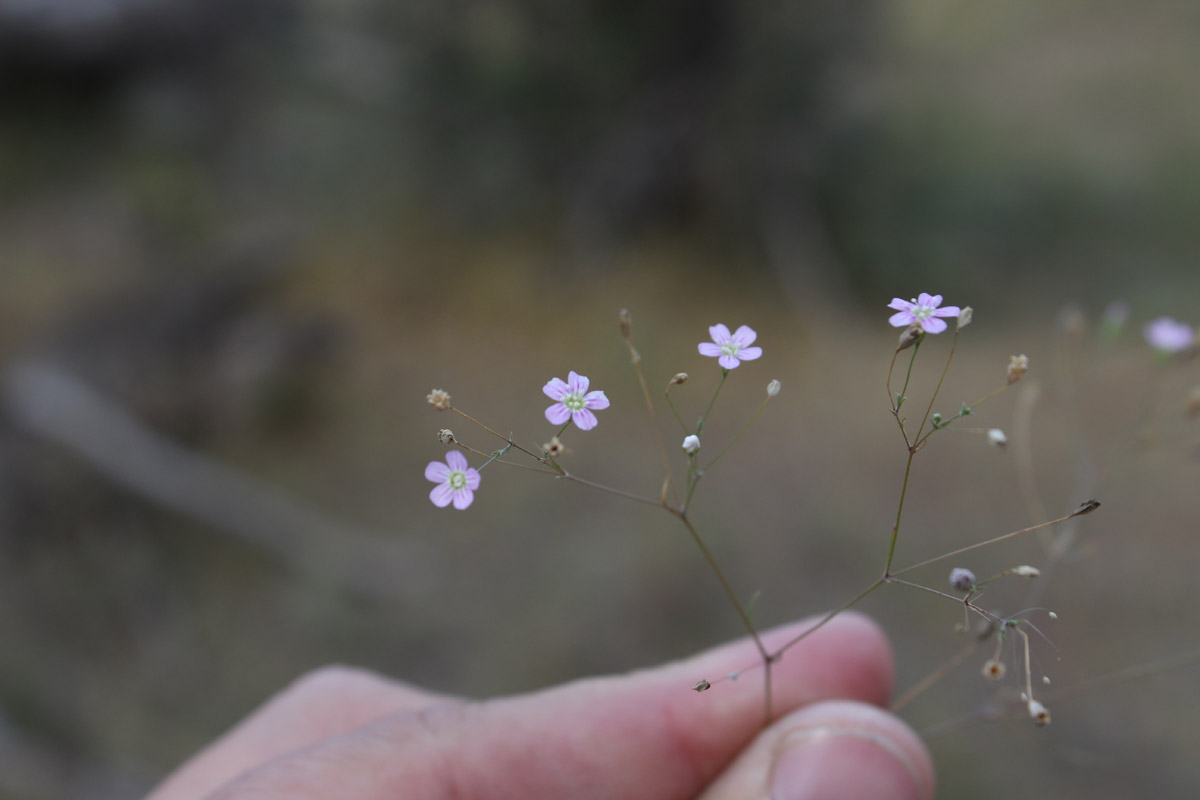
[
  {"x1": 887, "y1": 293, "x2": 961, "y2": 334},
  {"x1": 425, "y1": 450, "x2": 481, "y2": 509},
  {"x1": 698, "y1": 324, "x2": 762, "y2": 369},
  {"x1": 543, "y1": 371, "x2": 610, "y2": 430},
  {"x1": 1144, "y1": 316, "x2": 1194, "y2": 353}
]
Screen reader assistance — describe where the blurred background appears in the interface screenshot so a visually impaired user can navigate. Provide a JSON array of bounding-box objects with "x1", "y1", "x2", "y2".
[{"x1": 1, "y1": 0, "x2": 1199, "y2": 797}]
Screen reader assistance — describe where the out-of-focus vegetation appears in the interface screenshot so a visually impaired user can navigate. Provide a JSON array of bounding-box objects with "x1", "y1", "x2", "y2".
[{"x1": 1, "y1": 1, "x2": 1198, "y2": 798}]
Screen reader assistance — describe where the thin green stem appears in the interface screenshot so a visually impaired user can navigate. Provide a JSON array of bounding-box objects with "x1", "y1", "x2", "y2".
[
  {"x1": 704, "y1": 395, "x2": 770, "y2": 472},
  {"x1": 559, "y1": 471, "x2": 665, "y2": 509},
  {"x1": 770, "y1": 578, "x2": 886, "y2": 657},
  {"x1": 665, "y1": 391, "x2": 690, "y2": 435},
  {"x1": 888, "y1": 510, "x2": 1077, "y2": 578},
  {"x1": 883, "y1": 451, "x2": 916, "y2": 574},
  {"x1": 675, "y1": 513, "x2": 768, "y2": 662},
  {"x1": 914, "y1": 328, "x2": 960, "y2": 444},
  {"x1": 697, "y1": 370, "x2": 728, "y2": 436}
]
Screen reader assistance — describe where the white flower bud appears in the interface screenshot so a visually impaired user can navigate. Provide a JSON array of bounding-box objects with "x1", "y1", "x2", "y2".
[
  {"x1": 766, "y1": 379, "x2": 781, "y2": 397},
  {"x1": 987, "y1": 428, "x2": 1007, "y2": 448},
  {"x1": 1013, "y1": 565, "x2": 1040, "y2": 578},
  {"x1": 957, "y1": 306, "x2": 973, "y2": 329},
  {"x1": 1028, "y1": 699, "x2": 1051, "y2": 726},
  {"x1": 682, "y1": 435, "x2": 701, "y2": 454}
]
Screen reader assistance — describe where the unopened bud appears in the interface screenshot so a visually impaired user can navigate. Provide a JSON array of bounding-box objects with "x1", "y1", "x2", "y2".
[
  {"x1": 982, "y1": 659, "x2": 1006, "y2": 680},
  {"x1": 1013, "y1": 565, "x2": 1040, "y2": 578},
  {"x1": 1028, "y1": 699, "x2": 1051, "y2": 726},
  {"x1": 766, "y1": 379, "x2": 781, "y2": 397},
  {"x1": 692, "y1": 679, "x2": 711, "y2": 692},
  {"x1": 1071, "y1": 499, "x2": 1101, "y2": 517},
  {"x1": 437, "y1": 428, "x2": 455, "y2": 443},
  {"x1": 426, "y1": 389, "x2": 452, "y2": 411},
  {"x1": 618, "y1": 308, "x2": 633, "y2": 339},
  {"x1": 669, "y1": 372, "x2": 689, "y2": 386},
  {"x1": 1006, "y1": 354, "x2": 1029, "y2": 385},
  {"x1": 682, "y1": 434, "x2": 701, "y2": 454},
  {"x1": 949, "y1": 567, "x2": 976, "y2": 591},
  {"x1": 897, "y1": 324, "x2": 923, "y2": 351},
  {"x1": 987, "y1": 428, "x2": 1007, "y2": 448},
  {"x1": 957, "y1": 306, "x2": 973, "y2": 329}
]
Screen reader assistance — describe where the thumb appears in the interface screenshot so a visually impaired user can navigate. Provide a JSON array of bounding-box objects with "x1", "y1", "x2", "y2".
[{"x1": 700, "y1": 700, "x2": 934, "y2": 800}]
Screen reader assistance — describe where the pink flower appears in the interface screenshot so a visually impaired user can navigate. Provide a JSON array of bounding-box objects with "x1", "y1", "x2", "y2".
[
  {"x1": 887, "y1": 293, "x2": 962, "y2": 334},
  {"x1": 698, "y1": 324, "x2": 762, "y2": 369},
  {"x1": 543, "y1": 371, "x2": 610, "y2": 430},
  {"x1": 425, "y1": 450, "x2": 481, "y2": 509},
  {"x1": 1144, "y1": 316, "x2": 1194, "y2": 353}
]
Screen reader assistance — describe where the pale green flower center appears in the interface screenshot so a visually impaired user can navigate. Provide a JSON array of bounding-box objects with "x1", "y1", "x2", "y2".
[
  {"x1": 564, "y1": 392, "x2": 585, "y2": 411},
  {"x1": 448, "y1": 470, "x2": 467, "y2": 490},
  {"x1": 720, "y1": 342, "x2": 740, "y2": 357}
]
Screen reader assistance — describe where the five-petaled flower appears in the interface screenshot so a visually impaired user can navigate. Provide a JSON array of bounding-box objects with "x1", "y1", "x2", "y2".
[
  {"x1": 543, "y1": 371, "x2": 610, "y2": 430},
  {"x1": 1144, "y1": 316, "x2": 1194, "y2": 353},
  {"x1": 887, "y1": 293, "x2": 961, "y2": 334},
  {"x1": 425, "y1": 450, "x2": 481, "y2": 509},
  {"x1": 698, "y1": 324, "x2": 762, "y2": 369}
]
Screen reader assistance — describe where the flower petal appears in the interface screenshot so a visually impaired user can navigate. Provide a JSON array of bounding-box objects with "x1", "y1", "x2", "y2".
[
  {"x1": 445, "y1": 450, "x2": 468, "y2": 471},
  {"x1": 698, "y1": 342, "x2": 723, "y2": 357},
  {"x1": 933, "y1": 305, "x2": 961, "y2": 318},
  {"x1": 732, "y1": 325, "x2": 757, "y2": 346},
  {"x1": 718, "y1": 354, "x2": 741, "y2": 369},
  {"x1": 545, "y1": 402, "x2": 571, "y2": 425},
  {"x1": 572, "y1": 408, "x2": 598, "y2": 430},
  {"x1": 543, "y1": 377, "x2": 569, "y2": 401},
  {"x1": 922, "y1": 317, "x2": 948, "y2": 334},
  {"x1": 583, "y1": 390, "x2": 610, "y2": 410},
  {"x1": 918, "y1": 293, "x2": 937, "y2": 307},
  {"x1": 452, "y1": 487, "x2": 474, "y2": 509},
  {"x1": 888, "y1": 298, "x2": 913, "y2": 311},
  {"x1": 429, "y1": 483, "x2": 454, "y2": 507},
  {"x1": 889, "y1": 310, "x2": 916, "y2": 328},
  {"x1": 567, "y1": 370, "x2": 589, "y2": 394},
  {"x1": 737, "y1": 346, "x2": 762, "y2": 361},
  {"x1": 464, "y1": 468, "x2": 481, "y2": 490},
  {"x1": 425, "y1": 460, "x2": 450, "y2": 483},
  {"x1": 708, "y1": 323, "x2": 732, "y2": 344}
]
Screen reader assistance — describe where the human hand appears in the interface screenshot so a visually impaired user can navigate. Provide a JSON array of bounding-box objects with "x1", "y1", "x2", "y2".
[{"x1": 147, "y1": 612, "x2": 933, "y2": 799}]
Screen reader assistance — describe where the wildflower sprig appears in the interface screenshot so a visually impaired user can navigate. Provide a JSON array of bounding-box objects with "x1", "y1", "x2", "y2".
[{"x1": 423, "y1": 296, "x2": 1102, "y2": 729}]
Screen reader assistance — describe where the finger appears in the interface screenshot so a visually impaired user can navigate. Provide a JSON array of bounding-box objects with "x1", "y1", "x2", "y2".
[
  {"x1": 148, "y1": 665, "x2": 449, "y2": 800},
  {"x1": 699, "y1": 700, "x2": 935, "y2": 800},
  {"x1": 207, "y1": 611, "x2": 893, "y2": 800}
]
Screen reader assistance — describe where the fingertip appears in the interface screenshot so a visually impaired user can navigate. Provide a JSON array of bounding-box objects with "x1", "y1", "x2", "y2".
[{"x1": 701, "y1": 701, "x2": 935, "y2": 800}]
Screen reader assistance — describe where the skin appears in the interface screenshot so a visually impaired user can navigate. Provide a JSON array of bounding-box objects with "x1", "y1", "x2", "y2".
[{"x1": 147, "y1": 612, "x2": 933, "y2": 800}]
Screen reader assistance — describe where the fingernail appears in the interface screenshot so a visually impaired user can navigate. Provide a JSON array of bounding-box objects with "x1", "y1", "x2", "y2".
[{"x1": 769, "y1": 726, "x2": 926, "y2": 800}]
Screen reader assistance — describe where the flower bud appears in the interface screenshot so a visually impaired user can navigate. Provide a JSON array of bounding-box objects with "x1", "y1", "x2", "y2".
[
  {"x1": 1028, "y1": 699, "x2": 1051, "y2": 726},
  {"x1": 692, "y1": 679, "x2": 711, "y2": 692},
  {"x1": 896, "y1": 324, "x2": 923, "y2": 351},
  {"x1": 987, "y1": 428, "x2": 1007, "y2": 448},
  {"x1": 682, "y1": 434, "x2": 701, "y2": 454},
  {"x1": 949, "y1": 567, "x2": 976, "y2": 591},
  {"x1": 618, "y1": 308, "x2": 633, "y2": 339},
  {"x1": 669, "y1": 372, "x2": 689, "y2": 386},
  {"x1": 437, "y1": 428, "x2": 455, "y2": 443},
  {"x1": 956, "y1": 306, "x2": 974, "y2": 329},
  {"x1": 426, "y1": 389, "x2": 452, "y2": 410},
  {"x1": 1006, "y1": 354, "x2": 1029, "y2": 384},
  {"x1": 766, "y1": 379, "x2": 781, "y2": 397},
  {"x1": 1013, "y1": 565, "x2": 1040, "y2": 578}
]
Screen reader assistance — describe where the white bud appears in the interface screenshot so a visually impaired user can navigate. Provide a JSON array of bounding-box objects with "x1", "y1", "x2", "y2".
[
  {"x1": 1028, "y1": 699, "x2": 1051, "y2": 726},
  {"x1": 766, "y1": 379, "x2": 781, "y2": 397},
  {"x1": 1013, "y1": 565, "x2": 1040, "y2": 578},
  {"x1": 987, "y1": 428, "x2": 1007, "y2": 448},
  {"x1": 957, "y1": 306, "x2": 973, "y2": 329},
  {"x1": 682, "y1": 435, "x2": 701, "y2": 454}
]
